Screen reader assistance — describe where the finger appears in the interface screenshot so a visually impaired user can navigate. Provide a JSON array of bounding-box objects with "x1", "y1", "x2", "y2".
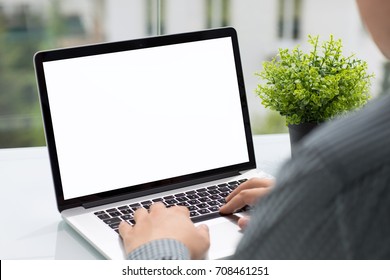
[
  {"x1": 193, "y1": 224, "x2": 210, "y2": 259},
  {"x1": 170, "y1": 205, "x2": 190, "y2": 216},
  {"x1": 226, "y1": 178, "x2": 273, "y2": 203},
  {"x1": 225, "y1": 184, "x2": 251, "y2": 203},
  {"x1": 220, "y1": 190, "x2": 250, "y2": 214},
  {"x1": 118, "y1": 220, "x2": 133, "y2": 238},
  {"x1": 220, "y1": 188, "x2": 269, "y2": 214},
  {"x1": 149, "y1": 201, "x2": 166, "y2": 212},
  {"x1": 133, "y1": 207, "x2": 148, "y2": 221},
  {"x1": 237, "y1": 216, "x2": 250, "y2": 230},
  {"x1": 196, "y1": 224, "x2": 210, "y2": 240}
]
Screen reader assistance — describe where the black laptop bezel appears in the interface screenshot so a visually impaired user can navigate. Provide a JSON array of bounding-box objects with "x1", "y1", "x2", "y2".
[{"x1": 34, "y1": 27, "x2": 256, "y2": 212}]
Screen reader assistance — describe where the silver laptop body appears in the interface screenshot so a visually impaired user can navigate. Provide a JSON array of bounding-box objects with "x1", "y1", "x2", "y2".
[{"x1": 34, "y1": 27, "x2": 270, "y2": 259}]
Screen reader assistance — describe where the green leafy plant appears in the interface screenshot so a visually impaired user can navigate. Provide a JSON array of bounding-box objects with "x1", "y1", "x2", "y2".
[{"x1": 255, "y1": 35, "x2": 374, "y2": 125}]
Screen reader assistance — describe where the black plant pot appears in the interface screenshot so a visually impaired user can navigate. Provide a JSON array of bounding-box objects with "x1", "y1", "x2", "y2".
[{"x1": 288, "y1": 122, "x2": 319, "y2": 156}]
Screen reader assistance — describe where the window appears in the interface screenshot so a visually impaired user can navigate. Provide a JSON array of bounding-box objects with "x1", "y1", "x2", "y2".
[
  {"x1": 0, "y1": 0, "x2": 386, "y2": 148},
  {"x1": 278, "y1": 0, "x2": 302, "y2": 40},
  {"x1": 206, "y1": 0, "x2": 231, "y2": 28},
  {"x1": 0, "y1": 3, "x2": 46, "y2": 148},
  {"x1": 147, "y1": 0, "x2": 165, "y2": 35}
]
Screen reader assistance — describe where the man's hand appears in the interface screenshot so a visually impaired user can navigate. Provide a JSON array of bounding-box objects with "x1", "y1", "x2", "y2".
[
  {"x1": 119, "y1": 202, "x2": 210, "y2": 259},
  {"x1": 219, "y1": 178, "x2": 274, "y2": 229}
]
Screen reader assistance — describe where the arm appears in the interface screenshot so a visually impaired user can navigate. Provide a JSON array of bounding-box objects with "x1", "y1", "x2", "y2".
[{"x1": 126, "y1": 239, "x2": 191, "y2": 260}]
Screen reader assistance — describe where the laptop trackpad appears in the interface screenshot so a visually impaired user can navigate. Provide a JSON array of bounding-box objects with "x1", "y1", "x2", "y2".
[{"x1": 197, "y1": 215, "x2": 244, "y2": 260}]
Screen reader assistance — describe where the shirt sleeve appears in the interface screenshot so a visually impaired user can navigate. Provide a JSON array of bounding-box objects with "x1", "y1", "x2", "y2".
[{"x1": 126, "y1": 238, "x2": 191, "y2": 260}]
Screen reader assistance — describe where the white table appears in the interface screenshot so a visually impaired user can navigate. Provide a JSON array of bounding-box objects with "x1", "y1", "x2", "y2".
[{"x1": 0, "y1": 134, "x2": 290, "y2": 260}]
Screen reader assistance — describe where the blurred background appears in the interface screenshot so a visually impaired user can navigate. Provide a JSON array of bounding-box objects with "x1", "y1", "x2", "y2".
[{"x1": 0, "y1": 0, "x2": 388, "y2": 148}]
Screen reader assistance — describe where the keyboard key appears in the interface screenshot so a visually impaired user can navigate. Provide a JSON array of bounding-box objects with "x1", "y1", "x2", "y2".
[
  {"x1": 198, "y1": 209, "x2": 210, "y2": 215},
  {"x1": 208, "y1": 206, "x2": 219, "y2": 212},
  {"x1": 219, "y1": 192, "x2": 229, "y2": 198},
  {"x1": 177, "y1": 202, "x2": 190, "y2": 207},
  {"x1": 176, "y1": 196, "x2": 188, "y2": 202},
  {"x1": 94, "y1": 211, "x2": 105, "y2": 215},
  {"x1": 208, "y1": 189, "x2": 219, "y2": 195},
  {"x1": 103, "y1": 217, "x2": 121, "y2": 225},
  {"x1": 188, "y1": 199, "x2": 200, "y2": 205},
  {"x1": 141, "y1": 200, "x2": 152, "y2": 205},
  {"x1": 207, "y1": 200, "x2": 219, "y2": 206},
  {"x1": 197, "y1": 203, "x2": 209, "y2": 209},
  {"x1": 228, "y1": 185, "x2": 238, "y2": 191},
  {"x1": 164, "y1": 199, "x2": 178, "y2": 205},
  {"x1": 197, "y1": 192, "x2": 209, "y2": 197},
  {"x1": 185, "y1": 190, "x2": 196, "y2": 195},
  {"x1": 207, "y1": 185, "x2": 217, "y2": 190},
  {"x1": 109, "y1": 211, "x2": 122, "y2": 217},
  {"x1": 210, "y1": 194, "x2": 221, "y2": 200},
  {"x1": 121, "y1": 214, "x2": 132, "y2": 220},
  {"x1": 190, "y1": 211, "x2": 199, "y2": 217},
  {"x1": 109, "y1": 223, "x2": 120, "y2": 229},
  {"x1": 163, "y1": 195, "x2": 174, "y2": 200},
  {"x1": 196, "y1": 188, "x2": 207, "y2": 193},
  {"x1": 218, "y1": 186, "x2": 230, "y2": 192},
  {"x1": 188, "y1": 205, "x2": 198, "y2": 211},
  {"x1": 192, "y1": 213, "x2": 221, "y2": 223},
  {"x1": 106, "y1": 208, "x2": 118, "y2": 212},
  {"x1": 228, "y1": 181, "x2": 239, "y2": 185},
  {"x1": 129, "y1": 203, "x2": 141, "y2": 208},
  {"x1": 118, "y1": 206, "x2": 129, "y2": 211},
  {"x1": 198, "y1": 197, "x2": 211, "y2": 203},
  {"x1": 174, "y1": 193, "x2": 186, "y2": 197},
  {"x1": 152, "y1": 198, "x2": 163, "y2": 202},
  {"x1": 97, "y1": 214, "x2": 110, "y2": 220},
  {"x1": 120, "y1": 209, "x2": 132, "y2": 214},
  {"x1": 187, "y1": 194, "x2": 199, "y2": 199}
]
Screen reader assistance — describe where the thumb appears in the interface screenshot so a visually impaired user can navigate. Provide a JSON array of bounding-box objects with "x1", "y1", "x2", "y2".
[
  {"x1": 196, "y1": 224, "x2": 210, "y2": 241},
  {"x1": 237, "y1": 216, "x2": 250, "y2": 230},
  {"x1": 119, "y1": 220, "x2": 134, "y2": 238},
  {"x1": 191, "y1": 224, "x2": 210, "y2": 259}
]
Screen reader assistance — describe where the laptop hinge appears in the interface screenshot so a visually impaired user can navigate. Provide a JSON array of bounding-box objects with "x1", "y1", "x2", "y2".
[
  {"x1": 239, "y1": 168, "x2": 255, "y2": 175},
  {"x1": 82, "y1": 170, "x2": 241, "y2": 209}
]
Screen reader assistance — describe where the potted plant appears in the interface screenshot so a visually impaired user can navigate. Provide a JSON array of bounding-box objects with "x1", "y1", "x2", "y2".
[{"x1": 255, "y1": 35, "x2": 374, "y2": 154}]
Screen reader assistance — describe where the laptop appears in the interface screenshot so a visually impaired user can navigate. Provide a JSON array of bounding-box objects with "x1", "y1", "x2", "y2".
[{"x1": 34, "y1": 27, "x2": 271, "y2": 260}]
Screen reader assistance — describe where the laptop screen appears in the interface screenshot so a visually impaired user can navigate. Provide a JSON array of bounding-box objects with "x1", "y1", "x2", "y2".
[{"x1": 35, "y1": 28, "x2": 255, "y2": 208}]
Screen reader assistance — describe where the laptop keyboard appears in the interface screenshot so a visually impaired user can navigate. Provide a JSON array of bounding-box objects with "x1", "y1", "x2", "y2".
[{"x1": 94, "y1": 179, "x2": 248, "y2": 234}]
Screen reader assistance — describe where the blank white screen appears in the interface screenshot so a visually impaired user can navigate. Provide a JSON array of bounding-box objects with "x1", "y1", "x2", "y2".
[{"x1": 43, "y1": 37, "x2": 249, "y2": 200}]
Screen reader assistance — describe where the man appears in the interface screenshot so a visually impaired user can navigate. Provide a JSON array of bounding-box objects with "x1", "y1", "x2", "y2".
[{"x1": 119, "y1": 0, "x2": 390, "y2": 259}]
